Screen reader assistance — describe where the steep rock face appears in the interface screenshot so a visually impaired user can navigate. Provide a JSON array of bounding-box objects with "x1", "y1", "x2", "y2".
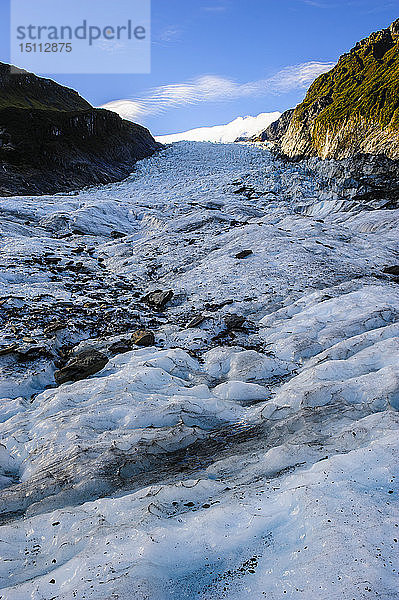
[
  {"x1": 256, "y1": 19, "x2": 399, "y2": 160},
  {"x1": 304, "y1": 153, "x2": 399, "y2": 210},
  {"x1": 0, "y1": 63, "x2": 160, "y2": 196},
  {"x1": 253, "y1": 109, "x2": 294, "y2": 143}
]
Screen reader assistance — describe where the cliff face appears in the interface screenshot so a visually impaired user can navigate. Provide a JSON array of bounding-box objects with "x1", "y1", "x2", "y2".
[
  {"x1": 254, "y1": 109, "x2": 294, "y2": 143},
  {"x1": 256, "y1": 19, "x2": 399, "y2": 160},
  {"x1": 0, "y1": 64, "x2": 160, "y2": 196}
]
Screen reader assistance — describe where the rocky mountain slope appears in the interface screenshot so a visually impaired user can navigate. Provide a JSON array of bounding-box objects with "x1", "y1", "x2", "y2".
[
  {"x1": 0, "y1": 63, "x2": 160, "y2": 196},
  {"x1": 254, "y1": 18, "x2": 399, "y2": 160}
]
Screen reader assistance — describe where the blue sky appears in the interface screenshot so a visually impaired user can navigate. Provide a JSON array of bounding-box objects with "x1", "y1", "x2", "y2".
[{"x1": 0, "y1": 0, "x2": 398, "y2": 134}]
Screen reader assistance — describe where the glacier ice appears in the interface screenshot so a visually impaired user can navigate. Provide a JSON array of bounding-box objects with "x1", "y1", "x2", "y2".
[{"x1": 0, "y1": 141, "x2": 398, "y2": 599}]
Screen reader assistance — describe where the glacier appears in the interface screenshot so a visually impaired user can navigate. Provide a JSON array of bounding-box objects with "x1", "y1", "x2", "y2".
[
  {"x1": 156, "y1": 112, "x2": 281, "y2": 144},
  {"x1": 0, "y1": 141, "x2": 398, "y2": 599}
]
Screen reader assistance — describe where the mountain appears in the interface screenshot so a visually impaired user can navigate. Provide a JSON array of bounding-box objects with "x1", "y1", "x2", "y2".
[
  {"x1": 0, "y1": 63, "x2": 160, "y2": 196},
  {"x1": 254, "y1": 18, "x2": 399, "y2": 160},
  {"x1": 156, "y1": 112, "x2": 281, "y2": 144}
]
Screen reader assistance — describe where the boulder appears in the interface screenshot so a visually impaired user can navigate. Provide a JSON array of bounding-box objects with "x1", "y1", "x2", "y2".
[
  {"x1": 224, "y1": 314, "x2": 246, "y2": 330},
  {"x1": 131, "y1": 330, "x2": 155, "y2": 347},
  {"x1": 383, "y1": 265, "x2": 399, "y2": 276},
  {"x1": 143, "y1": 290, "x2": 174, "y2": 309},
  {"x1": 235, "y1": 250, "x2": 253, "y2": 259},
  {"x1": 54, "y1": 349, "x2": 108, "y2": 385},
  {"x1": 110, "y1": 230, "x2": 127, "y2": 239},
  {"x1": 186, "y1": 315, "x2": 206, "y2": 328},
  {"x1": 108, "y1": 339, "x2": 133, "y2": 355}
]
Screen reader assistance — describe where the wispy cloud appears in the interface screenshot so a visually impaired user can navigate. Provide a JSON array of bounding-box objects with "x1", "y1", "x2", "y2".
[
  {"x1": 303, "y1": 0, "x2": 336, "y2": 7},
  {"x1": 201, "y1": 1, "x2": 230, "y2": 12},
  {"x1": 156, "y1": 26, "x2": 182, "y2": 43},
  {"x1": 100, "y1": 61, "x2": 335, "y2": 122},
  {"x1": 303, "y1": 0, "x2": 396, "y2": 9}
]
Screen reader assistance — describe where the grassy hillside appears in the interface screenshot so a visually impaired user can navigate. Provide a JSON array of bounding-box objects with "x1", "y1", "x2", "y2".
[
  {"x1": 293, "y1": 19, "x2": 399, "y2": 136},
  {"x1": 0, "y1": 63, "x2": 92, "y2": 112}
]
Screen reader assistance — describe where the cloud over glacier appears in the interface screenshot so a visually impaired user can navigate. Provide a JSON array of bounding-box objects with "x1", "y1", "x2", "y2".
[{"x1": 100, "y1": 61, "x2": 335, "y2": 121}]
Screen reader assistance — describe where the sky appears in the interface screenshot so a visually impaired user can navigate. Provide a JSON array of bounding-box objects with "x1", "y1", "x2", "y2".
[{"x1": 0, "y1": 0, "x2": 398, "y2": 135}]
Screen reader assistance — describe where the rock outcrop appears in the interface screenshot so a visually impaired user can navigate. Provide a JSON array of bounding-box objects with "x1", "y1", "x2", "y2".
[
  {"x1": 255, "y1": 19, "x2": 399, "y2": 160},
  {"x1": 254, "y1": 109, "x2": 294, "y2": 144},
  {"x1": 0, "y1": 63, "x2": 160, "y2": 196}
]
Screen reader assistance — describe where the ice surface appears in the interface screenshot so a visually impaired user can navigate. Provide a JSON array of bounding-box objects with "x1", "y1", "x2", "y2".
[
  {"x1": 0, "y1": 141, "x2": 398, "y2": 599},
  {"x1": 156, "y1": 112, "x2": 281, "y2": 144}
]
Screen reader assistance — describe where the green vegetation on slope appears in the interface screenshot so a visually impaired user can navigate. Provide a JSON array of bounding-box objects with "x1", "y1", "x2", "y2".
[
  {"x1": 0, "y1": 63, "x2": 91, "y2": 112},
  {"x1": 293, "y1": 19, "x2": 399, "y2": 134}
]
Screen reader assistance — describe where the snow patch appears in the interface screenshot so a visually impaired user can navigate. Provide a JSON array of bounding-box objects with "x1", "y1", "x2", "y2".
[{"x1": 156, "y1": 112, "x2": 281, "y2": 143}]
